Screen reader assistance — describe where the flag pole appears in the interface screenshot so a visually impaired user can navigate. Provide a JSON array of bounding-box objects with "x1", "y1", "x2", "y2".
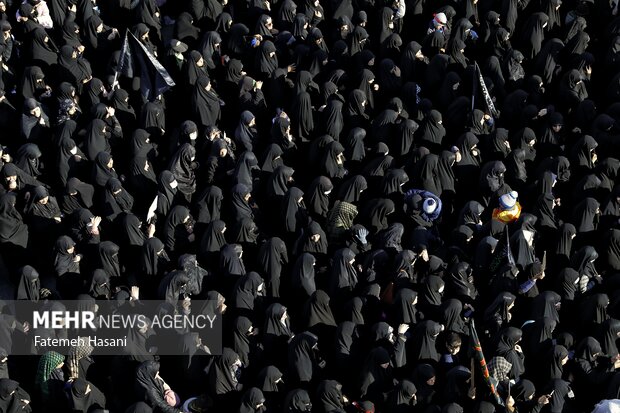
[
  {"x1": 471, "y1": 62, "x2": 477, "y2": 112},
  {"x1": 113, "y1": 30, "x2": 130, "y2": 89}
]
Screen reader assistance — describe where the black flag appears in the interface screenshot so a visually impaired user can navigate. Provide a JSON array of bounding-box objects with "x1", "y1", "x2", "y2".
[
  {"x1": 116, "y1": 30, "x2": 176, "y2": 100},
  {"x1": 474, "y1": 62, "x2": 499, "y2": 117}
]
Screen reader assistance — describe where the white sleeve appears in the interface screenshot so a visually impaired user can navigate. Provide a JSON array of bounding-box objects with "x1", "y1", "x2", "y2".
[
  {"x1": 146, "y1": 195, "x2": 158, "y2": 223},
  {"x1": 36, "y1": 3, "x2": 54, "y2": 29}
]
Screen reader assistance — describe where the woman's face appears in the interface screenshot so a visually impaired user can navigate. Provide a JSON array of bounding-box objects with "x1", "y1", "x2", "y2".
[
  {"x1": 106, "y1": 158, "x2": 114, "y2": 169},
  {"x1": 449, "y1": 344, "x2": 461, "y2": 355}
]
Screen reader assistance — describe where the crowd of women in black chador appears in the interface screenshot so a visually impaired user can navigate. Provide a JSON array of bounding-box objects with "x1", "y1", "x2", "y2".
[{"x1": 0, "y1": 0, "x2": 619, "y2": 411}]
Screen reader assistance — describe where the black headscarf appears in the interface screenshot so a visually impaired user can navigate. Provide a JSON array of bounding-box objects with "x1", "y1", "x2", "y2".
[
  {"x1": 195, "y1": 186, "x2": 223, "y2": 225},
  {"x1": 440, "y1": 298, "x2": 466, "y2": 335},
  {"x1": 292, "y1": 253, "x2": 316, "y2": 298},
  {"x1": 60, "y1": 178, "x2": 93, "y2": 216},
  {"x1": 601, "y1": 319, "x2": 620, "y2": 357},
  {"x1": 175, "y1": 12, "x2": 200, "y2": 43},
  {"x1": 535, "y1": 38, "x2": 565, "y2": 85},
  {"x1": 208, "y1": 348, "x2": 241, "y2": 395},
  {"x1": 163, "y1": 205, "x2": 191, "y2": 253},
  {"x1": 316, "y1": 380, "x2": 344, "y2": 413},
  {"x1": 69, "y1": 378, "x2": 106, "y2": 413},
  {"x1": 235, "y1": 112, "x2": 258, "y2": 152},
  {"x1": 266, "y1": 166, "x2": 295, "y2": 199},
  {"x1": 141, "y1": 237, "x2": 169, "y2": 277},
  {"x1": 103, "y1": 178, "x2": 134, "y2": 221},
  {"x1": 520, "y1": 12, "x2": 549, "y2": 59},
  {"x1": 192, "y1": 76, "x2": 221, "y2": 127},
  {"x1": 337, "y1": 175, "x2": 367, "y2": 203},
  {"x1": 58, "y1": 45, "x2": 91, "y2": 85},
  {"x1": 231, "y1": 184, "x2": 254, "y2": 222},
  {"x1": 260, "y1": 143, "x2": 284, "y2": 173},
  {"x1": 264, "y1": 303, "x2": 293, "y2": 339},
  {"x1": 412, "y1": 153, "x2": 440, "y2": 196},
  {"x1": 282, "y1": 389, "x2": 311, "y2": 413},
  {"x1": 257, "y1": 237, "x2": 288, "y2": 297},
  {"x1": 53, "y1": 235, "x2": 79, "y2": 277},
  {"x1": 168, "y1": 143, "x2": 197, "y2": 197},
  {"x1": 92, "y1": 152, "x2": 117, "y2": 187},
  {"x1": 410, "y1": 320, "x2": 442, "y2": 362},
  {"x1": 119, "y1": 214, "x2": 146, "y2": 248},
  {"x1": 357, "y1": 69, "x2": 376, "y2": 111},
  {"x1": 16, "y1": 265, "x2": 40, "y2": 301},
  {"x1": 359, "y1": 198, "x2": 395, "y2": 234},
  {"x1": 448, "y1": 39, "x2": 468, "y2": 69},
  {"x1": 200, "y1": 220, "x2": 227, "y2": 254},
  {"x1": 0, "y1": 194, "x2": 28, "y2": 248},
  {"x1": 304, "y1": 290, "x2": 337, "y2": 328},
  {"x1": 88, "y1": 269, "x2": 110, "y2": 300},
  {"x1": 83, "y1": 119, "x2": 110, "y2": 161},
  {"x1": 380, "y1": 169, "x2": 409, "y2": 196},
  {"x1": 572, "y1": 197, "x2": 599, "y2": 233},
  {"x1": 420, "y1": 110, "x2": 446, "y2": 149},
  {"x1": 256, "y1": 41, "x2": 279, "y2": 77},
  {"x1": 98, "y1": 241, "x2": 121, "y2": 278},
  {"x1": 220, "y1": 244, "x2": 247, "y2": 277},
  {"x1": 288, "y1": 331, "x2": 319, "y2": 382},
  {"x1": 15, "y1": 143, "x2": 42, "y2": 178},
  {"x1": 556, "y1": 267, "x2": 579, "y2": 301},
  {"x1": 30, "y1": 28, "x2": 58, "y2": 67},
  {"x1": 392, "y1": 288, "x2": 417, "y2": 325},
  {"x1": 559, "y1": 69, "x2": 588, "y2": 108}
]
